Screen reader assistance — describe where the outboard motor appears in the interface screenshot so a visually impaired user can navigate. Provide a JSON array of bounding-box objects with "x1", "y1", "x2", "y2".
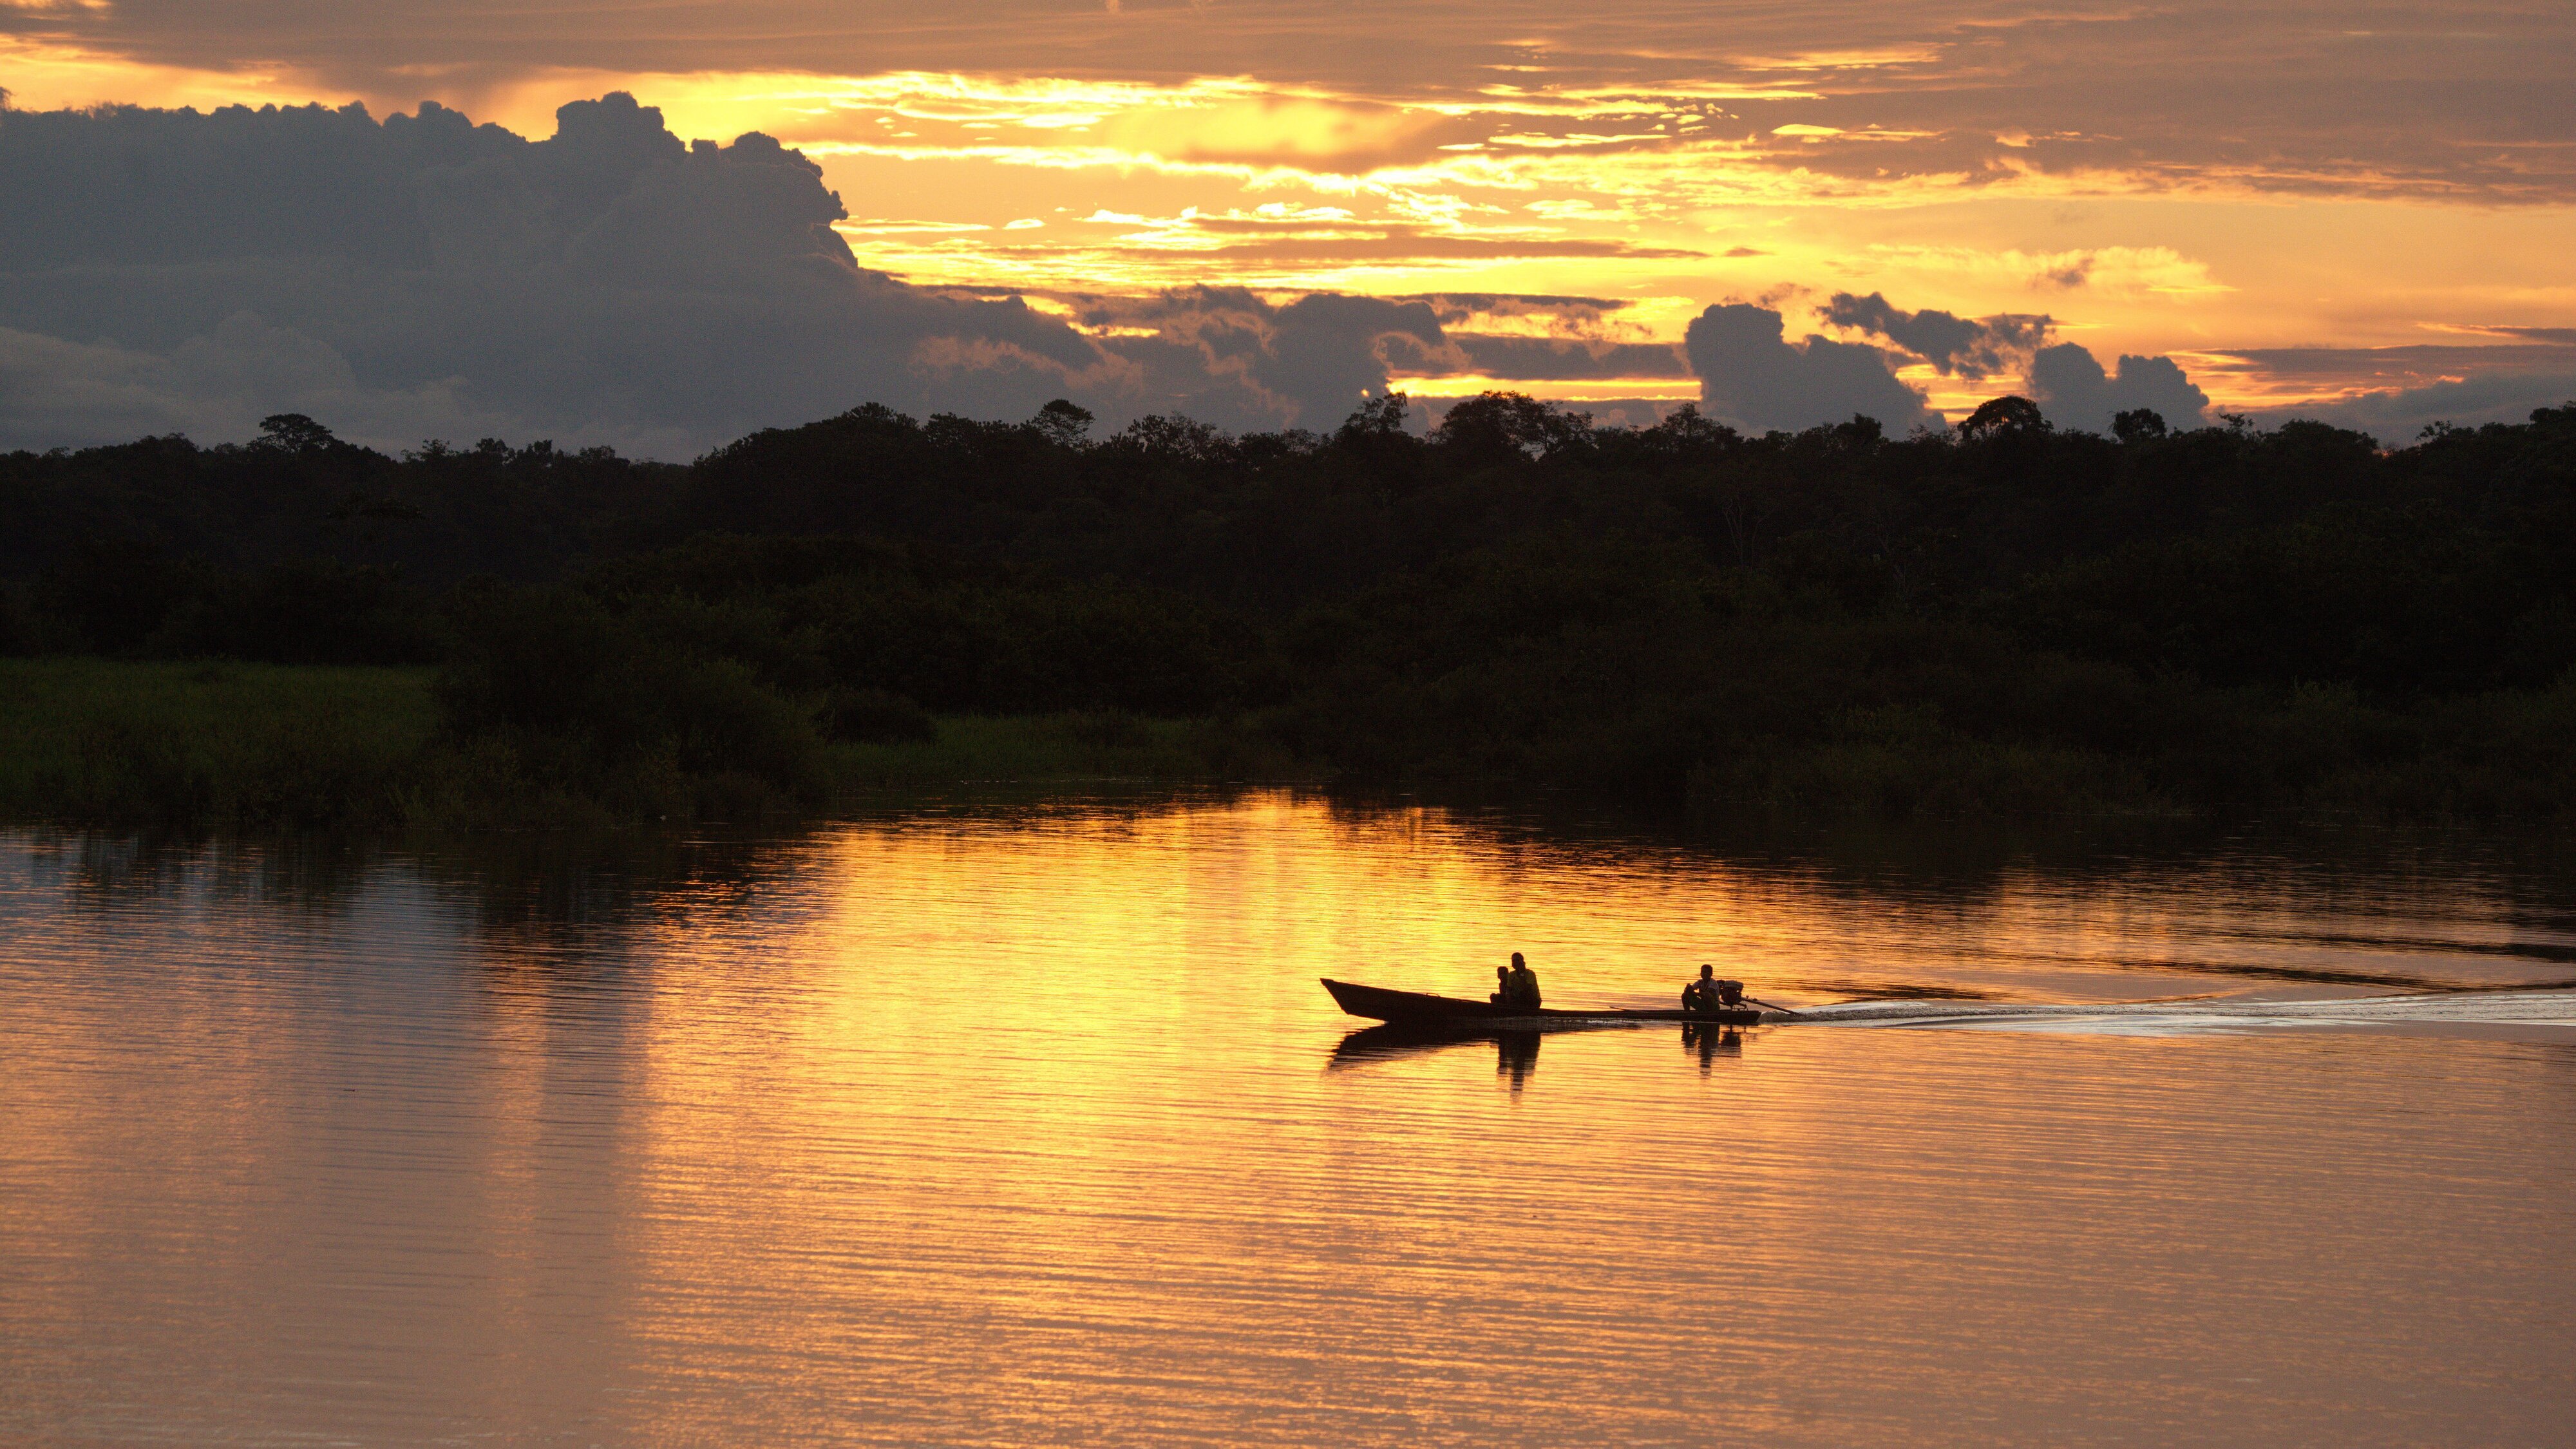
[{"x1": 1716, "y1": 979, "x2": 1746, "y2": 1008}]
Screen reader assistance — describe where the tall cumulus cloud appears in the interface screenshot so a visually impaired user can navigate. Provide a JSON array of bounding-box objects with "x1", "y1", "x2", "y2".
[
  {"x1": 0, "y1": 95, "x2": 1445, "y2": 453},
  {"x1": 2027, "y1": 343, "x2": 2211, "y2": 433},
  {"x1": 1682, "y1": 302, "x2": 1933, "y2": 433}
]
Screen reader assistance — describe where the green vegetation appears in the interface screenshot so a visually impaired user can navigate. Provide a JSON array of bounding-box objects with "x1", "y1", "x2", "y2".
[
  {"x1": 8, "y1": 395, "x2": 2576, "y2": 827},
  {"x1": 0, "y1": 659, "x2": 437, "y2": 828},
  {"x1": 0, "y1": 659, "x2": 1272, "y2": 829}
]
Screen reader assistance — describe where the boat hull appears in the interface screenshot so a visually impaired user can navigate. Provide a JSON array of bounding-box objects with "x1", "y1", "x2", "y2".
[{"x1": 1321, "y1": 978, "x2": 1765, "y2": 1027}]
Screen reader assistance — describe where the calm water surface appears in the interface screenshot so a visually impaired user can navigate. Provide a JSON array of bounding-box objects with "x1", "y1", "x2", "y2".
[{"x1": 5, "y1": 792, "x2": 2574, "y2": 1446}]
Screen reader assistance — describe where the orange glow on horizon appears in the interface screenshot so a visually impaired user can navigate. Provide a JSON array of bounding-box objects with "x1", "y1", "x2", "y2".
[{"x1": 6, "y1": 38, "x2": 2571, "y2": 424}]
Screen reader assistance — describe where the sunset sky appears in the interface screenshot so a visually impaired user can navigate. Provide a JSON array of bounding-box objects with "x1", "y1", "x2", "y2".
[{"x1": 3, "y1": 0, "x2": 2571, "y2": 451}]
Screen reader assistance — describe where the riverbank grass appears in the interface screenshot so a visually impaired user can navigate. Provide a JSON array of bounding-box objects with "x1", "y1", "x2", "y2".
[
  {"x1": 0, "y1": 659, "x2": 439, "y2": 828},
  {"x1": 0, "y1": 659, "x2": 1271, "y2": 828}
]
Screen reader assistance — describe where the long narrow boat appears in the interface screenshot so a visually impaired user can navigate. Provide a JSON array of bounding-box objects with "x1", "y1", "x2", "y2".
[{"x1": 1321, "y1": 978, "x2": 1768, "y2": 1028}]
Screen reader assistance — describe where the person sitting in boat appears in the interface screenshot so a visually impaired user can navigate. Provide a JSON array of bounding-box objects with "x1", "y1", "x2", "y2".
[
  {"x1": 1683, "y1": 965, "x2": 1748, "y2": 1015},
  {"x1": 1682, "y1": 964, "x2": 1719, "y2": 1014},
  {"x1": 1490, "y1": 965, "x2": 1513, "y2": 1006},
  {"x1": 1503, "y1": 952, "x2": 1542, "y2": 1010}
]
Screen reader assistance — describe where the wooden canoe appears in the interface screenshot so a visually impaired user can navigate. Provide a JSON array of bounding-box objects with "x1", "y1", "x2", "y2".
[{"x1": 1321, "y1": 978, "x2": 1766, "y2": 1027}]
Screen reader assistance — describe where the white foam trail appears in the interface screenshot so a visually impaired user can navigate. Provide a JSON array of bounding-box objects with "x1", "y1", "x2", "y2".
[{"x1": 1797, "y1": 989, "x2": 2576, "y2": 1037}]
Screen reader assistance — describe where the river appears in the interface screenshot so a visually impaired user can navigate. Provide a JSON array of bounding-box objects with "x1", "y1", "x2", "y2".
[{"x1": 5, "y1": 791, "x2": 2573, "y2": 1446}]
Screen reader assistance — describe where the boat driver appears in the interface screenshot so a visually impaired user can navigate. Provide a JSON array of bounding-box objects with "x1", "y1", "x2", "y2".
[{"x1": 1504, "y1": 952, "x2": 1541, "y2": 1010}]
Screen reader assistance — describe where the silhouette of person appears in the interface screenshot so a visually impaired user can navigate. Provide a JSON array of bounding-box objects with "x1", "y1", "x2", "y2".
[{"x1": 1682, "y1": 963, "x2": 1719, "y2": 1014}]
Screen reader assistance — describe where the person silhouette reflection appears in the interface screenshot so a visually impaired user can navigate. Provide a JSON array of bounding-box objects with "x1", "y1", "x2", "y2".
[
  {"x1": 1682, "y1": 1021, "x2": 1741, "y2": 1073},
  {"x1": 1496, "y1": 1031, "x2": 1539, "y2": 1091}
]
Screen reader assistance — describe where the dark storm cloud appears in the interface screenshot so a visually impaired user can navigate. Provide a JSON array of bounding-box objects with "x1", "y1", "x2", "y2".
[
  {"x1": 1681, "y1": 303, "x2": 1931, "y2": 433},
  {"x1": 0, "y1": 96, "x2": 1443, "y2": 450},
  {"x1": 1822, "y1": 292, "x2": 2050, "y2": 379},
  {"x1": 2026, "y1": 343, "x2": 2210, "y2": 433}
]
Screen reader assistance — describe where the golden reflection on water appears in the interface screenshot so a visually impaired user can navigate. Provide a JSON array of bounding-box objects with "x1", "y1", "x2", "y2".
[{"x1": 4, "y1": 792, "x2": 2575, "y2": 1445}]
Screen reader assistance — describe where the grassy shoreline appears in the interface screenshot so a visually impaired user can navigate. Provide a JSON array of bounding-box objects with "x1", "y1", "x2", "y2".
[
  {"x1": 0, "y1": 659, "x2": 1274, "y2": 829},
  {"x1": 0, "y1": 659, "x2": 439, "y2": 828},
  {"x1": 11, "y1": 658, "x2": 2576, "y2": 831}
]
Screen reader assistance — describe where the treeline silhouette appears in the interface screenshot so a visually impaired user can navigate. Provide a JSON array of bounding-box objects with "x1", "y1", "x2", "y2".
[{"x1": 7, "y1": 392, "x2": 2576, "y2": 820}]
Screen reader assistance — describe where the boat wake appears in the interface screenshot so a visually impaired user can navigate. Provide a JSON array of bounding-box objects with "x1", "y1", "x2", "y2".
[{"x1": 1793, "y1": 987, "x2": 2576, "y2": 1038}]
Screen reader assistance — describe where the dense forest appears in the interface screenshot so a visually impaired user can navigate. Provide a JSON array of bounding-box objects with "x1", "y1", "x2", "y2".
[{"x1": 7, "y1": 390, "x2": 2576, "y2": 824}]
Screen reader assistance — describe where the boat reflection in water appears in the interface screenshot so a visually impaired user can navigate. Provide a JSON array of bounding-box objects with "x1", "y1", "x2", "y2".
[
  {"x1": 1331, "y1": 1018, "x2": 1751, "y2": 1090},
  {"x1": 1329, "y1": 1023, "x2": 1550, "y2": 1091}
]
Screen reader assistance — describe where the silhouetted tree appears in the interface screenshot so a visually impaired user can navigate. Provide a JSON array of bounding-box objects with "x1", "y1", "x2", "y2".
[
  {"x1": 1958, "y1": 395, "x2": 2049, "y2": 441},
  {"x1": 255, "y1": 413, "x2": 341, "y2": 455},
  {"x1": 1336, "y1": 392, "x2": 1412, "y2": 440},
  {"x1": 1434, "y1": 390, "x2": 1591, "y2": 463},
  {"x1": 2113, "y1": 408, "x2": 2170, "y2": 444},
  {"x1": 1033, "y1": 399, "x2": 1094, "y2": 449},
  {"x1": 1110, "y1": 413, "x2": 1231, "y2": 463}
]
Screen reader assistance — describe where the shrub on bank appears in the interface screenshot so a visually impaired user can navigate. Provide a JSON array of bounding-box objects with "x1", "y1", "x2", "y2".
[{"x1": 433, "y1": 587, "x2": 829, "y2": 817}]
